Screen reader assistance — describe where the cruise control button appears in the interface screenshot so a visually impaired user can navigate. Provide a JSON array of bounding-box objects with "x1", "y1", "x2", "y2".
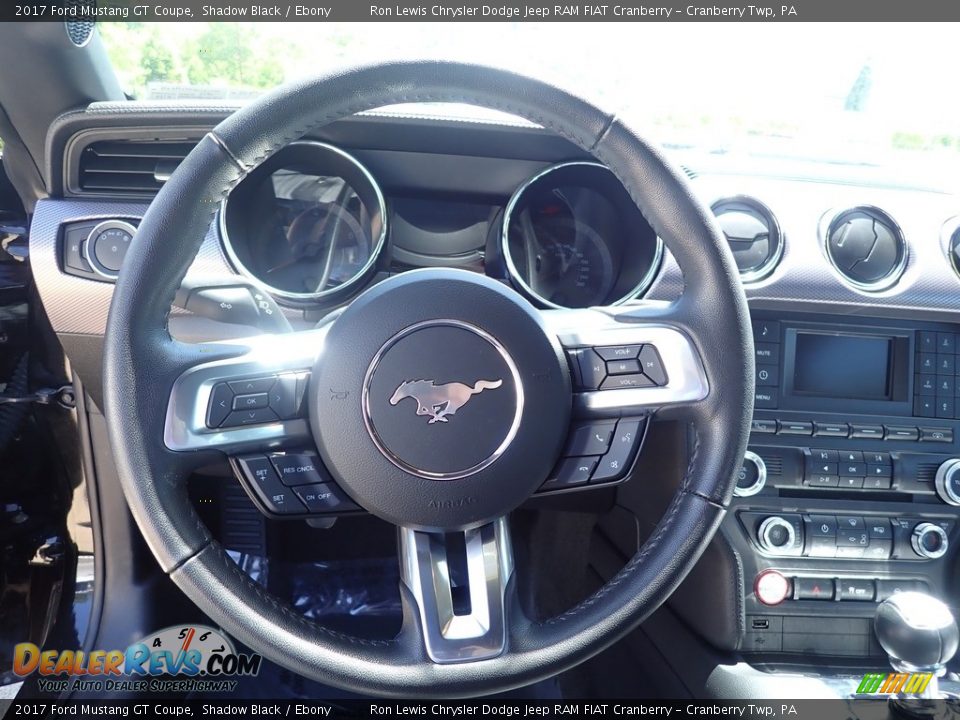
[
  {"x1": 270, "y1": 452, "x2": 328, "y2": 486},
  {"x1": 542, "y1": 457, "x2": 599, "y2": 491},
  {"x1": 236, "y1": 456, "x2": 305, "y2": 515},
  {"x1": 292, "y1": 483, "x2": 359, "y2": 513},
  {"x1": 206, "y1": 382, "x2": 234, "y2": 428},
  {"x1": 591, "y1": 418, "x2": 644, "y2": 483},
  {"x1": 637, "y1": 345, "x2": 668, "y2": 386},
  {"x1": 233, "y1": 392, "x2": 269, "y2": 410},
  {"x1": 599, "y1": 374, "x2": 655, "y2": 390},
  {"x1": 228, "y1": 376, "x2": 276, "y2": 394},
  {"x1": 595, "y1": 345, "x2": 642, "y2": 361},
  {"x1": 566, "y1": 422, "x2": 616, "y2": 456}
]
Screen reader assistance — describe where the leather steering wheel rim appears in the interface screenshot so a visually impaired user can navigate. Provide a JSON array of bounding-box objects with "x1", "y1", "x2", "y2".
[{"x1": 102, "y1": 61, "x2": 754, "y2": 697}]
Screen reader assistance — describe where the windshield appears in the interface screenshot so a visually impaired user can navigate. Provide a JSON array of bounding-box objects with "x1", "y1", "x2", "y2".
[{"x1": 99, "y1": 23, "x2": 960, "y2": 186}]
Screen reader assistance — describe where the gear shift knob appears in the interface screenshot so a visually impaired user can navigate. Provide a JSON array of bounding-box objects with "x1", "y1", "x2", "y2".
[{"x1": 875, "y1": 591, "x2": 959, "y2": 673}]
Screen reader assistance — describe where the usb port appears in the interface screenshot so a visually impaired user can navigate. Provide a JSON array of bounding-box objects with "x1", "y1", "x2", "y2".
[{"x1": 751, "y1": 618, "x2": 770, "y2": 630}]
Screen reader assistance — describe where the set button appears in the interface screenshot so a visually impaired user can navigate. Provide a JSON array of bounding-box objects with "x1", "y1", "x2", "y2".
[{"x1": 234, "y1": 451, "x2": 359, "y2": 516}]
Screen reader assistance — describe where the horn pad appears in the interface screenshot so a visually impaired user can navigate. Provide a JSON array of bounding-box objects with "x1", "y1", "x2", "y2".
[{"x1": 309, "y1": 269, "x2": 571, "y2": 530}]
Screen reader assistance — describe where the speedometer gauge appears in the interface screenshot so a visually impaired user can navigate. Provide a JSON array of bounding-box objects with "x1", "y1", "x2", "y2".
[
  {"x1": 502, "y1": 162, "x2": 662, "y2": 309},
  {"x1": 221, "y1": 141, "x2": 387, "y2": 306}
]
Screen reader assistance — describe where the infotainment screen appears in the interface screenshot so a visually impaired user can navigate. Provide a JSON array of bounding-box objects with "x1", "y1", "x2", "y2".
[{"x1": 792, "y1": 332, "x2": 893, "y2": 400}]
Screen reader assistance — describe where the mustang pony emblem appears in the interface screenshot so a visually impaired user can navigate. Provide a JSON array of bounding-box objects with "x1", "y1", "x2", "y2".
[{"x1": 389, "y1": 379, "x2": 503, "y2": 424}]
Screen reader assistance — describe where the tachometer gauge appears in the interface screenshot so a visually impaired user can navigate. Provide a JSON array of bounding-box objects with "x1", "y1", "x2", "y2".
[
  {"x1": 221, "y1": 141, "x2": 387, "y2": 307},
  {"x1": 502, "y1": 162, "x2": 662, "y2": 309}
]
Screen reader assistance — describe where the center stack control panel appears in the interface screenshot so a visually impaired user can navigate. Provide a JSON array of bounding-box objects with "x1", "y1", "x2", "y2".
[{"x1": 725, "y1": 312, "x2": 960, "y2": 658}]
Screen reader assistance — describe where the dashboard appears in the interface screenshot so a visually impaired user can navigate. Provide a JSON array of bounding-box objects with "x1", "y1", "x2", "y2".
[{"x1": 27, "y1": 101, "x2": 960, "y2": 666}]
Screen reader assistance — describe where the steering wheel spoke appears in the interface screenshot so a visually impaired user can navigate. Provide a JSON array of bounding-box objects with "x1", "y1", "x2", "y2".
[
  {"x1": 532, "y1": 303, "x2": 709, "y2": 495},
  {"x1": 164, "y1": 326, "x2": 329, "y2": 454},
  {"x1": 399, "y1": 518, "x2": 514, "y2": 664}
]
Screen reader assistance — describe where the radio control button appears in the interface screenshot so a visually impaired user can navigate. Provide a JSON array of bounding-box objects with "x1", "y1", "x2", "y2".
[
  {"x1": 810, "y1": 448, "x2": 838, "y2": 462},
  {"x1": 937, "y1": 332, "x2": 956, "y2": 353},
  {"x1": 808, "y1": 461, "x2": 838, "y2": 475},
  {"x1": 919, "y1": 331, "x2": 938, "y2": 353},
  {"x1": 734, "y1": 451, "x2": 767, "y2": 497},
  {"x1": 780, "y1": 421, "x2": 813, "y2": 436},
  {"x1": 917, "y1": 375, "x2": 937, "y2": 395},
  {"x1": 839, "y1": 450, "x2": 863, "y2": 463},
  {"x1": 606, "y1": 359, "x2": 641, "y2": 376},
  {"x1": 884, "y1": 426, "x2": 920, "y2": 441},
  {"x1": 805, "y1": 474, "x2": 838, "y2": 487},
  {"x1": 840, "y1": 461, "x2": 866, "y2": 476},
  {"x1": 936, "y1": 397, "x2": 955, "y2": 418},
  {"x1": 595, "y1": 345, "x2": 642, "y2": 361},
  {"x1": 915, "y1": 397, "x2": 937, "y2": 417},
  {"x1": 935, "y1": 459, "x2": 960, "y2": 506},
  {"x1": 839, "y1": 476, "x2": 864, "y2": 489},
  {"x1": 637, "y1": 345, "x2": 668, "y2": 386},
  {"x1": 752, "y1": 320, "x2": 780, "y2": 342},
  {"x1": 920, "y1": 427, "x2": 954, "y2": 443},
  {"x1": 751, "y1": 419, "x2": 778, "y2": 434},
  {"x1": 754, "y1": 389, "x2": 779, "y2": 409},
  {"x1": 866, "y1": 464, "x2": 892, "y2": 478},
  {"x1": 938, "y1": 355, "x2": 956, "y2": 374},
  {"x1": 850, "y1": 424, "x2": 884, "y2": 439},
  {"x1": 756, "y1": 364, "x2": 779, "y2": 387},
  {"x1": 599, "y1": 374, "x2": 655, "y2": 390},
  {"x1": 919, "y1": 354, "x2": 938, "y2": 373},
  {"x1": 865, "y1": 451, "x2": 891, "y2": 465},
  {"x1": 938, "y1": 377, "x2": 955, "y2": 395},
  {"x1": 571, "y1": 349, "x2": 607, "y2": 390},
  {"x1": 863, "y1": 476, "x2": 892, "y2": 490},
  {"x1": 814, "y1": 422, "x2": 849, "y2": 438},
  {"x1": 755, "y1": 342, "x2": 780, "y2": 362}
]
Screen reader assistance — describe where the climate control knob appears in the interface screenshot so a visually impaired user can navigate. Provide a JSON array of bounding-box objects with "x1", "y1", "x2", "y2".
[
  {"x1": 758, "y1": 516, "x2": 796, "y2": 553},
  {"x1": 935, "y1": 459, "x2": 960, "y2": 507},
  {"x1": 734, "y1": 451, "x2": 767, "y2": 497},
  {"x1": 911, "y1": 523, "x2": 949, "y2": 560}
]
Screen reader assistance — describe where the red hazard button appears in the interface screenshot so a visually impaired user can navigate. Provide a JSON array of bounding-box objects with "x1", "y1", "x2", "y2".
[{"x1": 795, "y1": 577, "x2": 836, "y2": 601}]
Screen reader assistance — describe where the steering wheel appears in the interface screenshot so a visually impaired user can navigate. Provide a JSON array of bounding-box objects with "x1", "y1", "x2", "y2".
[{"x1": 103, "y1": 61, "x2": 753, "y2": 697}]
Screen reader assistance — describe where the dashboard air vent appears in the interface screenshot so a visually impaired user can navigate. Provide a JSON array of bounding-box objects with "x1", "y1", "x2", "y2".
[
  {"x1": 77, "y1": 140, "x2": 197, "y2": 196},
  {"x1": 710, "y1": 196, "x2": 783, "y2": 283},
  {"x1": 823, "y1": 206, "x2": 906, "y2": 292}
]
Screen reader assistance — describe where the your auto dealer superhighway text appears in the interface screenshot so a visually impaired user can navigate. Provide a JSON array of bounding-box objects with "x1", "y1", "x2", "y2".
[{"x1": 369, "y1": 4, "x2": 795, "y2": 17}]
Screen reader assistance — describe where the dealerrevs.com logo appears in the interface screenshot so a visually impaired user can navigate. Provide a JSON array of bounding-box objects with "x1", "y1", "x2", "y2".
[{"x1": 13, "y1": 625, "x2": 262, "y2": 694}]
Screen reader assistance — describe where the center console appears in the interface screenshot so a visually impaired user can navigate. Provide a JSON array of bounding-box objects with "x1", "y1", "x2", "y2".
[{"x1": 725, "y1": 312, "x2": 960, "y2": 659}]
